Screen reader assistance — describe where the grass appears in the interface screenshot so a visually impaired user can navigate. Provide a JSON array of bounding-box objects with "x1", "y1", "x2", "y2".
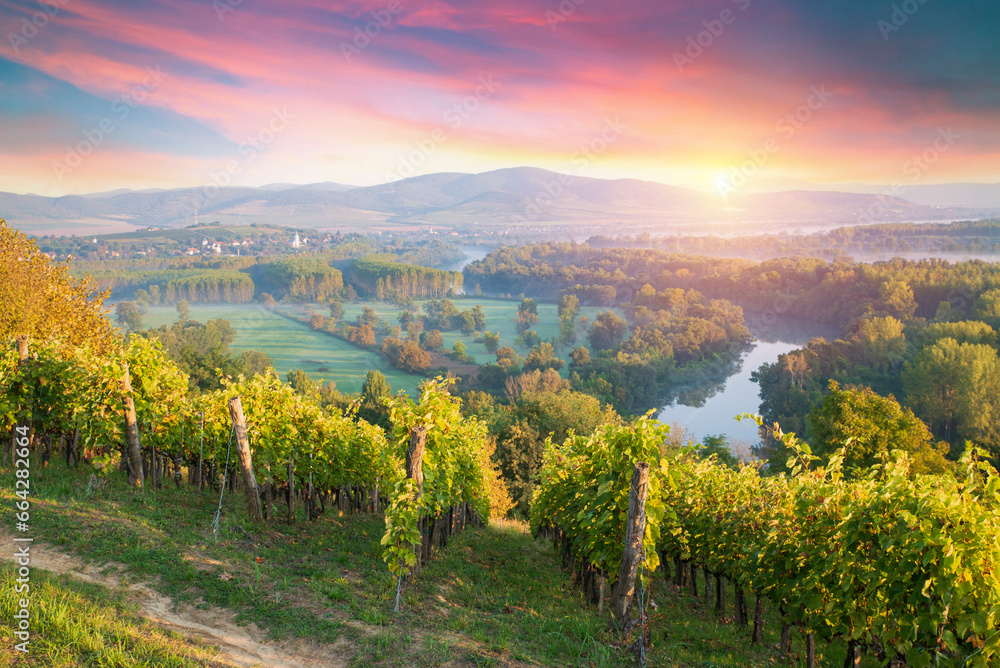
[
  {"x1": 278, "y1": 297, "x2": 622, "y2": 370},
  {"x1": 142, "y1": 303, "x2": 420, "y2": 395},
  {"x1": 0, "y1": 459, "x2": 879, "y2": 666},
  {"x1": 0, "y1": 562, "x2": 226, "y2": 667},
  {"x1": 140, "y1": 298, "x2": 624, "y2": 396}
]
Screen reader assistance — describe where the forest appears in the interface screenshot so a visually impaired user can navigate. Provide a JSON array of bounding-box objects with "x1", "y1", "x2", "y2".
[{"x1": 586, "y1": 219, "x2": 1000, "y2": 260}]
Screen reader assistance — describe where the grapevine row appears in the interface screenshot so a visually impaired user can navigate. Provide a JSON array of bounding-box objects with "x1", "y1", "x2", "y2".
[
  {"x1": 531, "y1": 417, "x2": 1000, "y2": 667},
  {"x1": 1, "y1": 337, "x2": 504, "y2": 595}
]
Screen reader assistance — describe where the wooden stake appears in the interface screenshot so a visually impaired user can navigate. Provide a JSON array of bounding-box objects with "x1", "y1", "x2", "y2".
[
  {"x1": 613, "y1": 461, "x2": 650, "y2": 631},
  {"x1": 735, "y1": 586, "x2": 748, "y2": 627},
  {"x1": 265, "y1": 465, "x2": 274, "y2": 523},
  {"x1": 197, "y1": 411, "x2": 204, "y2": 492},
  {"x1": 121, "y1": 362, "x2": 144, "y2": 488},
  {"x1": 843, "y1": 639, "x2": 861, "y2": 667},
  {"x1": 406, "y1": 425, "x2": 427, "y2": 577},
  {"x1": 287, "y1": 457, "x2": 295, "y2": 524},
  {"x1": 751, "y1": 589, "x2": 765, "y2": 644},
  {"x1": 226, "y1": 396, "x2": 263, "y2": 522}
]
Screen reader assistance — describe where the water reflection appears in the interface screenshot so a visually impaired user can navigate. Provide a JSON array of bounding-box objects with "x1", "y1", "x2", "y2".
[{"x1": 657, "y1": 316, "x2": 837, "y2": 448}]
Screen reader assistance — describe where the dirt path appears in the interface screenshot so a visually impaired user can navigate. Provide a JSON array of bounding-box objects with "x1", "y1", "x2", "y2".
[{"x1": 0, "y1": 532, "x2": 349, "y2": 668}]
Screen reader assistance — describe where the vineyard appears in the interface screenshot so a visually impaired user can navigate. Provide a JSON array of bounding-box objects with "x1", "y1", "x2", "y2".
[
  {"x1": 1, "y1": 333, "x2": 507, "y2": 583},
  {"x1": 531, "y1": 416, "x2": 1000, "y2": 667},
  {"x1": 6, "y1": 220, "x2": 1000, "y2": 666}
]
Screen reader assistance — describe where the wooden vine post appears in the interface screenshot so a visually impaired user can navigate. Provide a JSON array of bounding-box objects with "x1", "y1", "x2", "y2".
[
  {"x1": 6, "y1": 336, "x2": 31, "y2": 465},
  {"x1": 121, "y1": 362, "x2": 144, "y2": 488},
  {"x1": 197, "y1": 411, "x2": 205, "y2": 492},
  {"x1": 614, "y1": 461, "x2": 650, "y2": 632},
  {"x1": 227, "y1": 396, "x2": 263, "y2": 522},
  {"x1": 406, "y1": 425, "x2": 427, "y2": 578}
]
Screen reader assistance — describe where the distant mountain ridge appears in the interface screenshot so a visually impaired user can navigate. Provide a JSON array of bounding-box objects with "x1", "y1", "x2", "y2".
[{"x1": 3, "y1": 167, "x2": 997, "y2": 236}]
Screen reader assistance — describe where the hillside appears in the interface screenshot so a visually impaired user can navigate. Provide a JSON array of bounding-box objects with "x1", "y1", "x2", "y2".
[
  {"x1": 0, "y1": 462, "x2": 868, "y2": 667},
  {"x1": 7, "y1": 167, "x2": 995, "y2": 237}
]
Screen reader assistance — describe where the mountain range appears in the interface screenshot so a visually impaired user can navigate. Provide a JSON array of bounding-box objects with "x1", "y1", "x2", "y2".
[{"x1": 4, "y1": 167, "x2": 998, "y2": 237}]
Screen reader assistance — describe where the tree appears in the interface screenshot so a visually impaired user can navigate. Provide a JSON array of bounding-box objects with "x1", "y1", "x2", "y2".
[
  {"x1": 176, "y1": 299, "x2": 190, "y2": 321},
  {"x1": 515, "y1": 298, "x2": 539, "y2": 333},
  {"x1": 287, "y1": 368, "x2": 318, "y2": 396},
  {"x1": 483, "y1": 331, "x2": 500, "y2": 353},
  {"x1": 695, "y1": 435, "x2": 738, "y2": 469},
  {"x1": 359, "y1": 306, "x2": 380, "y2": 328},
  {"x1": 344, "y1": 284, "x2": 358, "y2": 302},
  {"x1": 329, "y1": 300, "x2": 344, "y2": 320},
  {"x1": 558, "y1": 294, "x2": 579, "y2": 318},
  {"x1": 851, "y1": 316, "x2": 906, "y2": 372},
  {"x1": 406, "y1": 321, "x2": 423, "y2": 341},
  {"x1": 115, "y1": 301, "x2": 143, "y2": 331},
  {"x1": 569, "y1": 346, "x2": 590, "y2": 366},
  {"x1": 876, "y1": 279, "x2": 917, "y2": 320},
  {"x1": 451, "y1": 340, "x2": 470, "y2": 362},
  {"x1": 0, "y1": 221, "x2": 114, "y2": 350},
  {"x1": 423, "y1": 299, "x2": 460, "y2": 329},
  {"x1": 494, "y1": 387, "x2": 619, "y2": 516},
  {"x1": 471, "y1": 304, "x2": 486, "y2": 332},
  {"x1": 458, "y1": 311, "x2": 476, "y2": 336},
  {"x1": 916, "y1": 320, "x2": 996, "y2": 348},
  {"x1": 558, "y1": 293, "x2": 579, "y2": 346},
  {"x1": 974, "y1": 289, "x2": 1000, "y2": 329},
  {"x1": 523, "y1": 342, "x2": 565, "y2": 372},
  {"x1": 903, "y1": 338, "x2": 1000, "y2": 450},
  {"x1": 395, "y1": 340, "x2": 431, "y2": 373},
  {"x1": 359, "y1": 370, "x2": 392, "y2": 430},
  {"x1": 350, "y1": 323, "x2": 376, "y2": 347},
  {"x1": 239, "y1": 350, "x2": 273, "y2": 377},
  {"x1": 518, "y1": 331, "x2": 541, "y2": 348},
  {"x1": 496, "y1": 346, "x2": 522, "y2": 370},
  {"x1": 309, "y1": 314, "x2": 325, "y2": 330},
  {"x1": 420, "y1": 329, "x2": 444, "y2": 351},
  {"x1": 145, "y1": 317, "x2": 247, "y2": 392},
  {"x1": 809, "y1": 381, "x2": 948, "y2": 475},
  {"x1": 588, "y1": 311, "x2": 628, "y2": 351}
]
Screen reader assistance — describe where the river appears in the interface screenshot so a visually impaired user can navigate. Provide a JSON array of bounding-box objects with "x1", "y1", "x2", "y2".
[
  {"x1": 656, "y1": 317, "x2": 838, "y2": 452},
  {"x1": 451, "y1": 246, "x2": 839, "y2": 451}
]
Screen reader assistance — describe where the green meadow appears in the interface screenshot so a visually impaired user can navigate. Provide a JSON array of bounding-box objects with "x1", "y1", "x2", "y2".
[
  {"x1": 282, "y1": 297, "x2": 621, "y2": 366},
  {"x1": 142, "y1": 304, "x2": 422, "y2": 395},
  {"x1": 140, "y1": 298, "x2": 623, "y2": 395}
]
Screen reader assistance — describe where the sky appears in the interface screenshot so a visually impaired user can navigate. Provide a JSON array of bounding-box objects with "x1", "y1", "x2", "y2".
[{"x1": 1, "y1": 0, "x2": 998, "y2": 196}]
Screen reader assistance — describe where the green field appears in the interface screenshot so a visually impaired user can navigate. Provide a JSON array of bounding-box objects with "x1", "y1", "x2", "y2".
[
  {"x1": 282, "y1": 297, "x2": 622, "y2": 366},
  {"x1": 142, "y1": 304, "x2": 424, "y2": 395},
  {"x1": 141, "y1": 298, "x2": 623, "y2": 395}
]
